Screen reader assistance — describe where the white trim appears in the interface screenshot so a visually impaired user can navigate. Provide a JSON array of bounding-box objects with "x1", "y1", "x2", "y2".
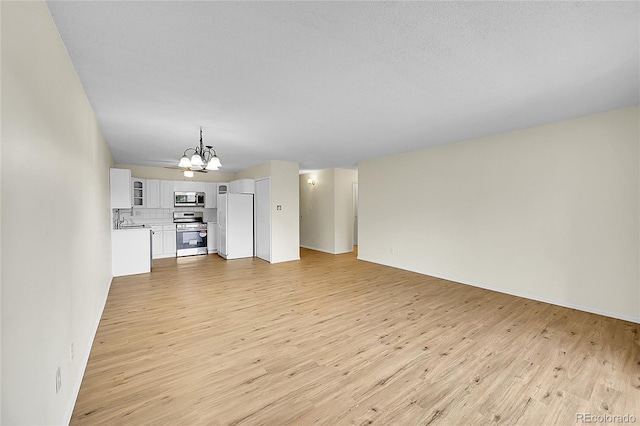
[
  {"x1": 300, "y1": 245, "x2": 354, "y2": 255},
  {"x1": 64, "y1": 275, "x2": 114, "y2": 425},
  {"x1": 153, "y1": 253, "x2": 178, "y2": 259},
  {"x1": 300, "y1": 245, "x2": 334, "y2": 254},
  {"x1": 270, "y1": 257, "x2": 301, "y2": 264},
  {"x1": 357, "y1": 256, "x2": 640, "y2": 324}
]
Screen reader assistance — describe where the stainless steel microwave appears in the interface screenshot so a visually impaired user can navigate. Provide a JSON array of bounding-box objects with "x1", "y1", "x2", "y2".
[{"x1": 174, "y1": 191, "x2": 205, "y2": 207}]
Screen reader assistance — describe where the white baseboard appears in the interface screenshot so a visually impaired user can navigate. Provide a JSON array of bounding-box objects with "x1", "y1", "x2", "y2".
[
  {"x1": 357, "y1": 256, "x2": 640, "y2": 324},
  {"x1": 64, "y1": 275, "x2": 113, "y2": 425},
  {"x1": 300, "y1": 245, "x2": 334, "y2": 254},
  {"x1": 436, "y1": 272, "x2": 640, "y2": 324},
  {"x1": 153, "y1": 253, "x2": 176, "y2": 259},
  {"x1": 300, "y1": 245, "x2": 354, "y2": 255}
]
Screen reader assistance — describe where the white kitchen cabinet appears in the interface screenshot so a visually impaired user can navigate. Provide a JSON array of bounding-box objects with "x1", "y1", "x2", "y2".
[
  {"x1": 160, "y1": 180, "x2": 174, "y2": 208},
  {"x1": 151, "y1": 224, "x2": 177, "y2": 259},
  {"x1": 204, "y1": 183, "x2": 217, "y2": 208},
  {"x1": 172, "y1": 180, "x2": 206, "y2": 195},
  {"x1": 146, "y1": 179, "x2": 160, "y2": 208},
  {"x1": 192, "y1": 181, "x2": 206, "y2": 193},
  {"x1": 207, "y1": 222, "x2": 218, "y2": 253},
  {"x1": 110, "y1": 168, "x2": 132, "y2": 209},
  {"x1": 151, "y1": 226, "x2": 163, "y2": 256},
  {"x1": 230, "y1": 179, "x2": 255, "y2": 194},
  {"x1": 112, "y1": 229, "x2": 151, "y2": 276},
  {"x1": 163, "y1": 228, "x2": 177, "y2": 255},
  {"x1": 132, "y1": 178, "x2": 145, "y2": 207},
  {"x1": 173, "y1": 180, "x2": 196, "y2": 192}
]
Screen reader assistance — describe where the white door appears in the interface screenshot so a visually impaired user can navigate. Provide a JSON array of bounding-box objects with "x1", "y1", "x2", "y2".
[{"x1": 255, "y1": 178, "x2": 271, "y2": 262}]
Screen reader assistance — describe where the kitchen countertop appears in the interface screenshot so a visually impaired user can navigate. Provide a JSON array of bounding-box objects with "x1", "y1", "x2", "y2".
[{"x1": 113, "y1": 221, "x2": 216, "y2": 231}]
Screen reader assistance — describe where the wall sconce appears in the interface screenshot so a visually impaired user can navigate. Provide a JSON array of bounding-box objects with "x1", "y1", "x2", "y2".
[{"x1": 308, "y1": 178, "x2": 316, "y2": 186}]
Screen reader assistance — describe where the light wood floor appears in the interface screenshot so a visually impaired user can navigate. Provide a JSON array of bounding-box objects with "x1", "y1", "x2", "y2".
[{"x1": 72, "y1": 248, "x2": 639, "y2": 425}]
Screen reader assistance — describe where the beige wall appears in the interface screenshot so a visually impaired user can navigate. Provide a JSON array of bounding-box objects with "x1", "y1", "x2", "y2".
[
  {"x1": 269, "y1": 161, "x2": 300, "y2": 263},
  {"x1": 1, "y1": 2, "x2": 115, "y2": 424},
  {"x1": 116, "y1": 164, "x2": 235, "y2": 182},
  {"x1": 234, "y1": 161, "x2": 300, "y2": 263},
  {"x1": 233, "y1": 162, "x2": 271, "y2": 180},
  {"x1": 0, "y1": 3, "x2": 3, "y2": 419},
  {"x1": 300, "y1": 168, "x2": 357, "y2": 254},
  {"x1": 334, "y1": 169, "x2": 358, "y2": 254},
  {"x1": 300, "y1": 169, "x2": 336, "y2": 252},
  {"x1": 359, "y1": 106, "x2": 639, "y2": 322}
]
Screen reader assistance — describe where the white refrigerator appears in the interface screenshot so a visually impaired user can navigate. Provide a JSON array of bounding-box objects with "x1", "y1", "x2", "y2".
[{"x1": 217, "y1": 193, "x2": 254, "y2": 259}]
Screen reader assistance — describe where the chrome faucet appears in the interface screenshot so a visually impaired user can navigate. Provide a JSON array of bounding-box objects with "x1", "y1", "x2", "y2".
[{"x1": 114, "y1": 209, "x2": 127, "y2": 229}]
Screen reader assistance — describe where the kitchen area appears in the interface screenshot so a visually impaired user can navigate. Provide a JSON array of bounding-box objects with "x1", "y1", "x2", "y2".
[{"x1": 110, "y1": 168, "x2": 256, "y2": 276}]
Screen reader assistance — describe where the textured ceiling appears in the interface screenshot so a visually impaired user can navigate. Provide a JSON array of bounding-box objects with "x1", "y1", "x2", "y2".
[{"x1": 46, "y1": 1, "x2": 639, "y2": 173}]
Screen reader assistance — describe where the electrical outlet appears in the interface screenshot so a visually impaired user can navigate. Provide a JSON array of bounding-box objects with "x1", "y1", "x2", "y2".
[
  {"x1": 55, "y1": 367, "x2": 62, "y2": 393},
  {"x1": 390, "y1": 247, "x2": 395, "y2": 254},
  {"x1": 70, "y1": 343, "x2": 74, "y2": 361}
]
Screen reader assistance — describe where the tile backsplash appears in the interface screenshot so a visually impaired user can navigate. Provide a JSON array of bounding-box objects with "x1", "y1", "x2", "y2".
[{"x1": 114, "y1": 207, "x2": 217, "y2": 225}]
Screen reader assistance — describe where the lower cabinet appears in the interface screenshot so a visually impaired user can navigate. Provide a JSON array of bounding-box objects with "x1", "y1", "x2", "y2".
[
  {"x1": 163, "y1": 229, "x2": 176, "y2": 255},
  {"x1": 112, "y1": 229, "x2": 151, "y2": 276},
  {"x1": 151, "y1": 229, "x2": 163, "y2": 256},
  {"x1": 151, "y1": 224, "x2": 177, "y2": 259},
  {"x1": 207, "y1": 222, "x2": 218, "y2": 254}
]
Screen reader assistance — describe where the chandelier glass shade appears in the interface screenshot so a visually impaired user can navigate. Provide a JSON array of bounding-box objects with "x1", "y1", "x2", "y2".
[{"x1": 178, "y1": 127, "x2": 222, "y2": 176}]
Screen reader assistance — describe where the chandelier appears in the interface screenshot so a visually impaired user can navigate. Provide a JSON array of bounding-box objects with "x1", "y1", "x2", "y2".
[{"x1": 178, "y1": 127, "x2": 222, "y2": 177}]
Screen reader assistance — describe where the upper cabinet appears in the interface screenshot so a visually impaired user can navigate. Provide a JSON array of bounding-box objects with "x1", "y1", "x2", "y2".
[
  {"x1": 173, "y1": 180, "x2": 205, "y2": 192},
  {"x1": 112, "y1": 173, "x2": 222, "y2": 210},
  {"x1": 230, "y1": 179, "x2": 255, "y2": 194},
  {"x1": 160, "y1": 180, "x2": 174, "y2": 208},
  {"x1": 132, "y1": 178, "x2": 145, "y2": 207},
  {"x1": 204, "y1": 183, "x2": 217, "y2": 208},
  {"x1": 133, "y1": 178, "x2": 172, "y2": 208},
  {"x1": 110, "y1": 168, "x2": 132, "y2": 209},
  {"x1": 146, "y1": 179, "x2": 160, "y2": 208}
]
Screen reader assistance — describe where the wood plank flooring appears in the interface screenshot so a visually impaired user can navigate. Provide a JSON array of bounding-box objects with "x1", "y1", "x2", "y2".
[{"x1": 71, "y1": 248, "x2": 639, "y2": 425}]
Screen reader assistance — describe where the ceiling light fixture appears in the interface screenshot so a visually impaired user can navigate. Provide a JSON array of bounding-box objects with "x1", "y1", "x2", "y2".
[{"x1": 178, "y1": 127, "x2": 222, "y2": 177}]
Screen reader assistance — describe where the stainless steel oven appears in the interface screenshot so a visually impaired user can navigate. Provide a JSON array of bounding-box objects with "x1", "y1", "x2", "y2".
[{"x1": 174, "y1": 212, "x2": 208, "y2": 257}]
